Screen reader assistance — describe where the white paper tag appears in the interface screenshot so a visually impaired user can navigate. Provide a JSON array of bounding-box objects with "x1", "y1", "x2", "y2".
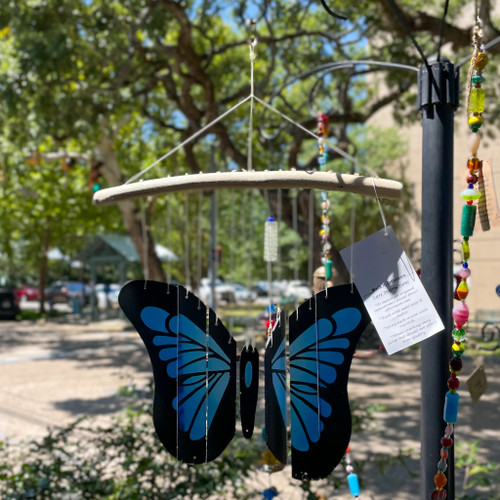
[{"x1": 340, "y1": 226, "x2": 444, "y2": 355}]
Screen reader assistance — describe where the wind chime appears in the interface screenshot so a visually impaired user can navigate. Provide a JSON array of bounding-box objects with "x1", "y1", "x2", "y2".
[
  {"x1": 95, "y1": 30, "x2": 403, "y2": 494},
  {"x1": 430, "y1": 21, "x2": 488, "y2": 500}
]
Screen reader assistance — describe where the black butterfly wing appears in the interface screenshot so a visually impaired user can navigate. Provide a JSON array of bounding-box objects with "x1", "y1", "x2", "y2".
[
  {"x1": 288, "y1": 284, "x2": 370, "y2": 480},
  {"x1": 264, "y1": 308, "x2": 287, "y2": 464},
  {"x1": 119, "y1": 280, "x2": 236, "y2": 463}
]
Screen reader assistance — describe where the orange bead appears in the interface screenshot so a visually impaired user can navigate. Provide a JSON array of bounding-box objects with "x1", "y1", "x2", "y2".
[
  {"x1": 434, "y1": 471, "x2": 447, "y2": 489},
  {"x1": 456, "y1": 279, "x2": 469, "y2": 300}
]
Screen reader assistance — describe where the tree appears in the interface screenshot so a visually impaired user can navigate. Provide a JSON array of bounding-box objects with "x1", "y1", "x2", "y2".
[{"x1": 0, "y1": 1, "x2": 495, "y2": 285}]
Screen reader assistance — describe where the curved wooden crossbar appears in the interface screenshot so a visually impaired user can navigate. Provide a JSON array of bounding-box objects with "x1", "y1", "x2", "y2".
[{"x1": 93, "y1": 170, "x2": 403, "y2": 205}]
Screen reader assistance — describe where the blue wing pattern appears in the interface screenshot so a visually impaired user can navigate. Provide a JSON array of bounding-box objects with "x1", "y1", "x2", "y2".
[
  {"x1": 119, "y1": 281, "x2": 236, "y2": 464},
  {"x1": 288, "y1": 284, "x2": 370, "y2": 480}
]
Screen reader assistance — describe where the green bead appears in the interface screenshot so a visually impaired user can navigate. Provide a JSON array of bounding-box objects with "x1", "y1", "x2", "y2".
[
  {"x1": 461, "y1": 188, "x2": 481, "y2": 201},
  {"x1": 325, "y1": 259, "x2": 332, "y2": 279},
  {"x1": 452, "y1": 328, "x2": 466, "y2": 342},
  {"x1": 461, "y1": 204, "x2": 476, "y2": 238},
  {"x1": 471, "y1": 74, "x2": 485, "y2": 85}
]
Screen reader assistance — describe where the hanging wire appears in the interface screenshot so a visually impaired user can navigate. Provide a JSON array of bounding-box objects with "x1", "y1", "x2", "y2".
[
  {"x1": 183, "y1": 193, "x2": 192, "y2": 291},
  {"x1": 319, "y1": 0, "x2": 347, "y2": 21},
  {"x1": 307, "y1": 190, "x2": 314, "y2": 287},
  {"x1": 383, "y1": 0, "x2": 429, "y2": 67},
  {"x1": 140, "y1": 198, "x2": 149, "y2": 287},
  {"x1": 436, "y1": 0, "x2": 450, "y2": 61}
]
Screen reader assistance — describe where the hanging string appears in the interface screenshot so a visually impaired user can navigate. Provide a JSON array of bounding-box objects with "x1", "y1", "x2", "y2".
[
  {"x1": 248, "y1": 36, "x2": 257, "y2": 172},
  {"x1": 140, "y1": 198, "x2": 149, "y2": 288},
  {"x1": 277, "y1": 189, "x2": 282, "y2": 281},
  {"x1": 349, "y1": 197, "x2": 357, "y2": 294},
  {"x1": 292, "y1": 189, "x2": 299, "y2": 283},
  {"x1": 308, "y1": 190, "x2": 314, "y2": 287},
  {"x1": 183, "y1": 193, "x2": 191, "y2": 292},
  {"x1": 371, "y1": 178, "x2": 388, "y2": 234},
  {"x1": 196, "y1": 190, "x2": 204, "y2": 308},
  {"x1": 166, "y1": 198, "x2": 172, "y2": 285}
]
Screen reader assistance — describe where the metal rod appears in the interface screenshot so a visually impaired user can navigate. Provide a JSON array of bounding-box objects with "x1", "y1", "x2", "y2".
[{"x1": 419, "y1": 55, "x2": 458, "y2": 499}]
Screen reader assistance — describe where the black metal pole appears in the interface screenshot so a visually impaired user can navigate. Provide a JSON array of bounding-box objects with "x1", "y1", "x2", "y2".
[{"x1": 418, "y1": 55, "x2": 459, "y2": 499}]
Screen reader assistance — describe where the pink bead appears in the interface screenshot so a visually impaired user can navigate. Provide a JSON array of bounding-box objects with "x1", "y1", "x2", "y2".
[
  {"x1": 452, "y1": 302, "x2": 469, "y2": 328},
  {"x1": 459, "y1": 267, "x2": 471, "y2": 279}
]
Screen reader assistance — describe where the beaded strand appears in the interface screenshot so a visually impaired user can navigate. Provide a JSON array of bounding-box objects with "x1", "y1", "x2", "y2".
[
  {"x1": 317, "y1": 113, "x2": 333, "y2": 286},
  {"x1": 345, "y1": 445, "x2": 360, "y2": 499},
  {"x1": 430, "y1": 24, "x2": 487, "y2": 500}
]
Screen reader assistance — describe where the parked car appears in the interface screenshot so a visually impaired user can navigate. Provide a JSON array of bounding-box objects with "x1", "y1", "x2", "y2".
[
  {"x1": 197, "y1": 278, "x2": 236, "y2": 305},
  {"x1": 285, "y1": 280, "x2": 312, "y2": 301},
  {"x1": 46, "y1": 282, "x2": 91, "y2": 306},
  {"x1": 14, "y1": 285, "x2": 40, "y2": 302},
  {"x1": 94, "y1": 283, "x2": 120, "y2": 309},
  {"x1": 231, "y1": 283, "x2": 257, "y2": 303},
  {"x1": 0, "y1": 288, "x2": 20, "y2": 320}
]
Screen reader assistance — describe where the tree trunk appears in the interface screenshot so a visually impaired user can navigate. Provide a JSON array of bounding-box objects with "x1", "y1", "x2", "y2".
[{"x1": 97, "y1": 130, "x2": 166, "y2": 283}]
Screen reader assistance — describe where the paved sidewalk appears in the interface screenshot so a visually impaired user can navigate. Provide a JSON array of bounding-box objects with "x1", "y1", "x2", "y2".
[{"x1": 0, "y1": 319, "x2": 498, "y2": 498}]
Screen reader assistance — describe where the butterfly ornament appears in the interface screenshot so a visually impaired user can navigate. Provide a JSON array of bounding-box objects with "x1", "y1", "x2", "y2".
[{"x1": 119, "y1": 280, "x2": 370, "y2": 480}]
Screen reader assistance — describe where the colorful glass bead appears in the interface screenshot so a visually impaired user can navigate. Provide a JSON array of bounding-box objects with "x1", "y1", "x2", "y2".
[
  {"x1": 461, "y1": 203, "x2": 477, "y2": 237},
  {"x1": 447, "y1": 376, "x2": 459, "y2": 390},
  {"x1": 458, "y1": 266, "x2": 471, "y2": 279},
  {"x1": 449, "y1": 357, "x2": 463, "y2": 373},
  {"x1": 452, "y1": 342, "x2": 465, "y2": 355},
  {"x1": 469, "y1": 88, "x2": 485, "y2": 113},
  {"x1": 441, "y1": 436, "x2": 453, "y2": 448},
  {"x1": 471, "y1": 74, "x2": 485, "y2": 85},
  {"x1": 461, "y1": 188, "x2": 481, "y2": 201},
  {"x1": 440, "y1": 448, "x2": 449, "y2": 459},
  {"x1": 452, "y1": 302, "x2": 469, "y2": 327},
  {"x1": 443, "y1": 391, "x2": 460, "y2": 423},
  {"x1": 347, "y1": 473, "x2": 360, "y2": 497},
  {"x1": 467, "y1": 156, "x2": 481, "y2": 171},
  {"x1": 452, "y1": 327, "x2": 466, "y2": 342},
  {"x1": 462, "y1": 240, "x2": 470, "y2": 261},
  {"x1": 434, "y1": 471, "x2": 447, "y2": 489},
  {"x1": 431, "y1": 490, "x2": 447, "y2": 500},
  {"x1": 467, "y1": 173, "x2": 478, "y2": 184},
  {"x1": 437, "y1": 459, "x2": 448, "y2": 472},
  {"x1": 469, "y1": 132, "x2": 481, "y2": 156},
  {"x1": 474, "y1": 52, "x2": 489, "y2": 70},
  {"x1": 456, "y1": 279, "x2": 468, "y2": 300},
  {"x1": 468, "y1": 114, "x2": 483, "y2": 131}
]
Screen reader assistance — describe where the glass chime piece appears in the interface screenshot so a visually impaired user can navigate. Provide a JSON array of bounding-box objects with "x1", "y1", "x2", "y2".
[
  {"x1": 449, "y1": 357, "x2": 463, "y2": 373},
  {"x1": 434, "y1": 471, "x2": 447, "y2": 489},
  {"x1": 461, "y1": 204, "x2": 477, "y2": 237},
  {"x1": 459, "y1": 266, "x2": 471, "y2": 279},
  {"x1": 461, "y1": 188, "x2": 481, "y2": 201},
  {"x1": 467, "y1": 156, "x2": 481, "y2": 171},
  {"x1": 468, "y1": 114, "x2": 483, "y2": 131},
  {"x1": 471, "y1": 74, "x2": 485, "y2": 85},
  {"x1": 469, "y1": 88, "x2": 485, "y2": 114},
  {"x1": 431, "y1": 489, "x2": 448, "y2": 500},
  {"x1": 452, "y1": 327, "x2": 466, "y2": 342},
  {"x1": 469, "y1": 132, "x2": 481, "y2": 155},
  {"x1": 447, "y1": 376, "x2": 459, "y2": 390},
  {"x1": 456, "y1": 279, "x2": 468, "y2": 300},
  {"x1": 347, "y1": 473, "x2": 361, "y2": 497},
  {"x1": 443, "y1": 391, "x2": 460, "y2": 423},
  {"x1": 473, "y1": 52, "x2": 489, "y2": 70},
  {"x1": 452, "y1": 302, "x2": 469, "y2": 327},
  {"x1": 462, "y1": 240, "x2": 470, "y2": 261}
]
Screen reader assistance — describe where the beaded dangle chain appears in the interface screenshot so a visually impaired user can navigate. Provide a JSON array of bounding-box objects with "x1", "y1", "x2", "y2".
[
  {"x1": 430, "y1": 23, "x2": 487, "y2": 500},
  {"x1": 317, "y1": 113, "x2": 333, "y2": 286},
  {"x1": 316, "y1": 113, "x2": 360, "y2": 499}
]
